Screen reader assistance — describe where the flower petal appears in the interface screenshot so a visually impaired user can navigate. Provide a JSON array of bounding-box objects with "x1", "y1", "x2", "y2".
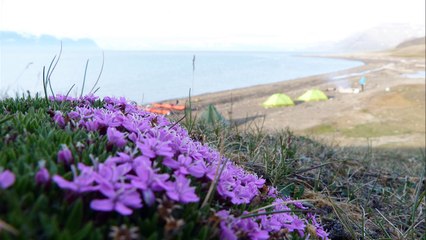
[
  {"x1": 90, "y1": 199, "x2": 114, "y2": 211},
  {"x1": 115, "y1": 202, "x2": 133, "y2": 215},
  {"x1": 52, "y1": 175, "x2": 77, "y2": 191}
]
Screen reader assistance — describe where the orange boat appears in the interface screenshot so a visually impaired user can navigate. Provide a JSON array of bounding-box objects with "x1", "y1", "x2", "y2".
[
  {"x1": 152, "y1": 103, "x2": 185, "y2": 111},
  {"x1": 143, "y1": 107, "x2": 171, "y2": 115}
]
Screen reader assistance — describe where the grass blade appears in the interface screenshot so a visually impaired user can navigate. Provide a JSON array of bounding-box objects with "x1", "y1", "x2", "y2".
[
  {"x1": 65, "y1": 84, "x2": 76, "y2": 98},
  {"x1": 92, "y1": 87, "x2": 101, "y2": 95},
  {"x1": 89, "y1": 51, "x2": 104, "y2": 94},
  {"x1": 375, "y1": 208, "x2": 403, "y2": 238},
  {"x1": 47, "y1": 42, "x2": 63, "y2": 97},
  {"x1": 42, "y1": 66, "x2": 48, "y2": 102},
  {"x1": 80, "y1": 59, "x2": 90, "y2": 98},
  {"x1": 45, "y1": 55, "x2": 57, "y2": 97}
]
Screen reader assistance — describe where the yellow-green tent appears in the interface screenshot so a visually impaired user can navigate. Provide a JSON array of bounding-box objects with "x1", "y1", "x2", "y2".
[
  {"x1": 262, "y1": 93, "x2": 294, "y2": 108},
  {"x1": 297, "y1": 89, "x2": 328, "y2": 102}
]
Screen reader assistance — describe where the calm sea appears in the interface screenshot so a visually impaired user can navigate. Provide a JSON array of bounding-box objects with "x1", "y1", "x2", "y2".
[{"x1": 0, "y1": 47, "x2": 363, "y2": 103}]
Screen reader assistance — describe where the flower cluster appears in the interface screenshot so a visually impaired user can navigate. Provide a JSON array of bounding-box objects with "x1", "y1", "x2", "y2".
[
  {"x1": 217, "y1": 205, "x2": 328, "y2": 240},
  {"x1": 49, "y1": 94, "x2": 99, "y2": 104},
  {"x1": 49, "y1": 94, "x2": 329, "y2": 239}
]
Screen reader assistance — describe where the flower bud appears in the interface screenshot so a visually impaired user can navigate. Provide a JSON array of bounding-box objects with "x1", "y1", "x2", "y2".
[
  {"x1": 35, "y1": 167, "x2": 50, "y2": 185},
  {"x1": 0, "y1": 170, "x2": 15, "y2": 189},
  {"x1": 58, "y1": 145, "x2": 73, "y2": 165}
]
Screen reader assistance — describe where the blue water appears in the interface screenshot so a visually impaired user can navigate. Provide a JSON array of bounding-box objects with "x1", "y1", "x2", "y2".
[
  {"x1": 0, "y1": 47, "x2": 363, "y2": 103},
  {"x1": 403, "y1": 71, "x2": 426, "y2": 79}
]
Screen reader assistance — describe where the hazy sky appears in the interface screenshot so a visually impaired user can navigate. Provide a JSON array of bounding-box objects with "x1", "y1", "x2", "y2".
[{"x1": 0, "y1": 0, "x2": 425, "y2": 50}]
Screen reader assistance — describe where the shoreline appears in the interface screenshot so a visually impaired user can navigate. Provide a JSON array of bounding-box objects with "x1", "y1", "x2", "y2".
[
  {"x1": 181, "y1": 56, "x2": 375, "y2": 107},
  {"x1": 178, "y1": 52, "x2": 425, "y2": 148},
  {"x1": 175, "y1": 54, "x2": 369, "y2": 104}
]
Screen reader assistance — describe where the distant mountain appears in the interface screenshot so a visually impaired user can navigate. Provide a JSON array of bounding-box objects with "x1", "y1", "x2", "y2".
[
  {"x1": 0, "y1": 31, "x2": 99, "y2": 48},
  {"x1": 395, "y1": 36, "x2": 425, "y2": 48},
  {"x1": 389, "y1": 36, "x2": 426, "y2": 58},
  {"x1": 314, "y1": 23, "x2": 425, "y2": 53}
]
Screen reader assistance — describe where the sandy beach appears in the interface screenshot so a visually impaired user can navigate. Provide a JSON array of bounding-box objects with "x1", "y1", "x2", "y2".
[{"x1": 177, "y1": 49, "x2": 425, "y2": 149}]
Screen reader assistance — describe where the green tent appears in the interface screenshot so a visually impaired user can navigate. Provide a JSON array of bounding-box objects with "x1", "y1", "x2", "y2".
[
  {"x1": 297, "y1": 89, "x2": 328, "y2": 102},
  {"x1": 262, "y1": 93, "x2": 295, "y2": 108},
  {"x1": 199, "y1": 104, "x2": 228, "y2": 125}
]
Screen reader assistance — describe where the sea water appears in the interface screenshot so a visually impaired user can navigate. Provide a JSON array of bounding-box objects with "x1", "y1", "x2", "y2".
[
  {"x1": 0, "y1": 47, "x2": 363, "y2": 103},
  {"x1": 403, "y1": 71, "x2": 426, "y2": 79}
]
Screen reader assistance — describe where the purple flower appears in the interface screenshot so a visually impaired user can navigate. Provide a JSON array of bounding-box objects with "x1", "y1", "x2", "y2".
[
  {"x1": 282, "y1": 215, "x2": 306, "y2": 236},
  {"x1": 58, "y1": 144, "x2": 73, "y2": 165},
  {"x1": 258, "y1": 210, "x2": 282, "y2": 232},
  {"x1": 0, "y1": 170, "x2": 15, "y2": 189},
  {"x1": 308, "y1": 213, "x2": 329, "y2": 239},
  {"x1": 188, "y1": 160, "x2": 208, "y2": 178},
  {"x1": 94, "y1": 111, "x2": 123, "y2": 128},
  {"x1": 130, "y1": 164, "x2": 169, "y2": 192},
  {"x1": 130, "y1": 163, "x2": 169, "y2": 206},
  {"x1": 242, "y1": 174, "x2": 265, "y2": 188},
  {"x1": 217, "y1": 170, "x2": 237, "y2": 199},
  {"x1": 163, "y1": 155, "x2": 207, "y2": 178},
  {"x1": 272, "y1": 198, "x2": 289, "y2": 211},
  {"x1": 35, "y1": 167, "x2": 50, "y2": 185},
  {"x1": 47, "y1": 95, "x2": 331, "y2": 237},
  {"x1": 316, "y1": 228, "x2": 329, "y2": 240},
  {"x1": 50, "y1": 94, "x2": 77, "y2": 102},
  {"x1": 105, "y1": 152, "x2": 134, "y2": 165},
  {"x1": 104, "y1": 96, "x2": 128, "y2": 107},
  {"x1": 216, "y1": 211, "x2": 239, "y2": 240},
  {"x1": 216, "y1": 166, "x2": 265, "y2": 205},
  {"x1": 220, "y1": 221, "x2": 238, "y2": 240},
  {"x1": 293, "y1": 201, "x2": 308, "y2": 210},
  {"x1": 163, "y1": 154, "x2": 191, "y2": 176},
  {"x1": 95, "y1": 162, "x2": 132, "y2": 186},
  {"x1": 83, "y1": 94, "x2": 99, "y2": 104},
  {"x1": 235, "y1": 216, "x2": 269, "y2": 240},
  {"x1": 85, "y1": 120, "x2": 100, "y2": 131},
  {"x1": 53, "y1": 164, "x2": 97, "y2": 193},
  {"x1": 90, "y1": 182, "x2": 142, "y2": 215},
  {"x1": 165, "y1": 175, "x2": 199, "y2": 203},
  {"x1": 128, "y1": 132, "x2": 139, "y2": 143},
  {"x1": 216, "y1": 164, "x2": 266, "y2": 204},
  {"x1": 136, "y1": 137, "x2": 174, "y2": 159},
  {"x1": 53, "y1": 175, "x2": 88, "y2": 192},
  {"x1": 267, "y1": 186, "x2": 278, "y2": 197},
  {"x1": 205, "y1": 162, "x2": 220, "y2": 180},
  {"x1": 122, "y1": 118, "x2": 150, "y2": 134},
  {"x1": 231, "y1": 184, "x2": 253, "y2": 204},
  {"x1": 258, "y1": 198, "x2": 307, "y2": 236},
  {"x1": 107, "y1": 127, "x2": 127, "y2": 148},
  {"x1": 53, "y1": 111, "x2": 66, "y2": 127},
  {"x1": 217, "y1": 210, "x2": 269, "y2": 240},
  {"x1": 67, "y1": 111, "x2": 80, "y2": 120}
]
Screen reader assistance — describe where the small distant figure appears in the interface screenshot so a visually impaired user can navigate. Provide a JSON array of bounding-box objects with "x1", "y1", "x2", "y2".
[{"x1": 359, "y1": 76, "x2": 367, "y2": 92}]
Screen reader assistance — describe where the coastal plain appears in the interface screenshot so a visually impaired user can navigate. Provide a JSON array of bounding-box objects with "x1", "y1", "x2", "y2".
[{"x1": 183, "y1": 38, "x2": 425, "y2": 150}]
